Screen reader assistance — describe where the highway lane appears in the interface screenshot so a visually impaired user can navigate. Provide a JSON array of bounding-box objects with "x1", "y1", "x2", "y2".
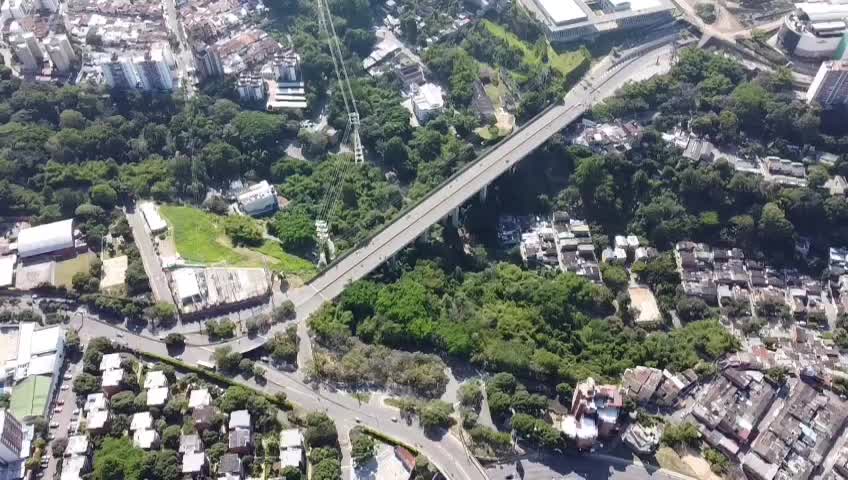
[
  {"x1": 75, "y1": 313, "x2": 488, "y2": 480},
  {"x1": 72, "y1": 40, "x2": 678, "y2": 480},
  {"x1": 288, "y1": 42, "x2": 678, "y2": 322},
  {"x1": 488, "y1": 453, "x2": 690, "y2": 480}
]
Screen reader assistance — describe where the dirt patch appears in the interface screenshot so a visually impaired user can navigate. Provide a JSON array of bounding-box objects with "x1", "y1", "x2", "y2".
[
  {"x1": 681, "y1": 450, "x2": 722, "y2": 480},
  {"x1": 655, "y1": 447, "x2": 699, "y2": 478}
]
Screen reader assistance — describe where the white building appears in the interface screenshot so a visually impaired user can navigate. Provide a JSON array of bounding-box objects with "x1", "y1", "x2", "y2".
[
  {"x1": 522, "y1": 0, "x2": 673, "y2": 42},
  {"x1": 146, "y1": 387, "x2": 169, "y2": 407},
  {"x1": 44, "y1": 34, "x2": 75, "y2": 73},
  {"x1": 188, "y1": 389, "x2": 211, "y2": 409},
  {"x1": 59, "y1": 454, "x2": 88, "y2": 480},
  {"x1": 228, "y1": 410, "x2": 250, "y2": 430},
  {"x1": 807, "y1": 60, "x2": 848, "y2": 106},
  {"x1": 0, "y1": 255, "x2": 16, "y2": 288},
  {"x1": 143, "y1": 370, "x2": 168, "y2": 390},
  {"x1": 16, "y1": 219, "x2": 74, "y2": 259},
  {"x1": 86, "y1": 409, "x2": 109, "y2": 432},
  {"x1": 101, "y1": 369, "x2": 124, "y2": 395},
  {"x1": 1, "y1": 324, "x2": 65, "y2": 383},
  {"x1": 264, "y1": 53, "x2": 307, "y2": 111},
  {"x1": 83, "y1": 393, "x2": 106, "y2": 413},
  {"x1": 139, "y1": 202, "x2": 167, "y2": 234},
  {"x1": 130, "y1": 412, "x2": 153, "y2": 431},
  {"x1": 0, "y1": 410, "x2": 23, "y2": 464},
  {"x1": 172, "y1": 269, "x2": 201, "y2": 306},
  {"x1": 64, "y1": 435, "x2": 89, "y2": 457},
  {"x1": 99, "y1": 353, "x2": 121, "y2": 372},
  {"x1": 181, "y1": 451, "x2": 206, "y2": 475},
  {"x1": 237, "y1": 180, "x2": 277, "y2": 217},
  {"x1": 279, "y1": 429, "x2": 303, "y2": 449},
  {"x1": 411, "y1": 83, "x2": 445, "y2": 124},
  {"x1": 133, "y1": 429, "x2": 159, "y2": 449},
  {"x1": 779, "y1": 1, "x2": 848, "y2": 58}
]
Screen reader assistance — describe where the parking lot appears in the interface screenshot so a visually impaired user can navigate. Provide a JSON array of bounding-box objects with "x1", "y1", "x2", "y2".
[{"x1": 43, "y1": 358, "x2": 82, "y2": 480}]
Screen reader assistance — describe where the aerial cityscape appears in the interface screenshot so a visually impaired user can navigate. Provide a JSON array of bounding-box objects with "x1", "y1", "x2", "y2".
[{"x1": 0, "y1": 0, "x2": 846, "y2": 479}]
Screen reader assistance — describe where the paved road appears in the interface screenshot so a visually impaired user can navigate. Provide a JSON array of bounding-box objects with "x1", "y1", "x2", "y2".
[
  {"x1": 488, "y1": 453, "x2": 689, "y2": 480},
  {"x1": 162, "y1": 0, "x2": 197, "y2": 95},
  {"x1": 286, "y1": 42, "x2": 678, "y2": 324},
  {"x1": 126, "y1": 210, "x2": 174, "y2": 305},
  {"x1": 68, "y1": 40, "x2": 680, "y2": 480},
  {"x1": 74, "y1": 312, "x2": 488, "y2": 480}
]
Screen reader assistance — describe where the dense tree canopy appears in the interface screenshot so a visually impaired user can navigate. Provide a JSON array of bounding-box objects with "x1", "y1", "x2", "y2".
[{"x1": 311, "y1": 261, "x2": 737, "y2": 384}]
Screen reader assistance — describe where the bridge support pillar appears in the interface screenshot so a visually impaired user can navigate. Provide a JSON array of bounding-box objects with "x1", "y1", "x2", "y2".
[
  {"x1": 451, "y1": 207, "x2": 460, "y2": 227},
  {"x1": 479, "y1": 184, "x2": 488, "y2": 203}
]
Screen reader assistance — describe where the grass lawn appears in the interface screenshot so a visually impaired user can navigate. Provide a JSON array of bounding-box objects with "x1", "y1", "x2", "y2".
[
  {"x1": 160, "y1": 205, "x2": 316, "y2": 281},
  {"x1": 10, "y1": 375, "x2": 51, "y2": 419},
  {"x1": 159, "y1": 205, "x2": 248, "y2": 265},
  {"x1": 254, "y1": 241, "x2": 316, "y2": 277},
  {"x1": 54, "y1": 251, "x2": 95, "y2": 288},
  {"x1": 482, "y1": 20, "x2": 587, "y2": 78}
]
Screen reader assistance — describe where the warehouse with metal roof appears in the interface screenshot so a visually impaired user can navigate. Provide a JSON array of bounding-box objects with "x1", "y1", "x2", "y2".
[{"x1": 16, "y1": 219, "x2": 75, "y2": 259}]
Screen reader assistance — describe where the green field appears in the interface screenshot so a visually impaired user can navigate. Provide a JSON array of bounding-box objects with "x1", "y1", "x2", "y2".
[
  {"x1": 159, "y1": 205, "x2": 315, "y2": 279},
  {"x1": 482, "y1": 20, "x2": 587, "y2": 78},
  {"x1": 159, "y1": 205, "x2": 249, "y2": 265},
  {"x1": 10, "y1": 375, "x2": 51, "y2": 419},
  {"x1": 255, "y1": 241, "x2": 317, "y2": 277}
]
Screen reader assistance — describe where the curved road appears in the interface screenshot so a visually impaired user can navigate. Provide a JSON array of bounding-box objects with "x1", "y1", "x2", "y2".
[{"x1": 78, "y1": 41, "x2": 679, "y2": 480}]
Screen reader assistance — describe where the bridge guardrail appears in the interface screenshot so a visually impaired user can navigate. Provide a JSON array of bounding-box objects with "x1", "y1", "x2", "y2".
[{"x1": 307, "y1": 38, "x2": 678, "y2": 288}]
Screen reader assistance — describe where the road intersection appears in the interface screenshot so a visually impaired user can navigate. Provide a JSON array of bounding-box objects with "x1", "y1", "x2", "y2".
[{"x1": 79, "y1": 39, "x2": 680, "y2": 480}]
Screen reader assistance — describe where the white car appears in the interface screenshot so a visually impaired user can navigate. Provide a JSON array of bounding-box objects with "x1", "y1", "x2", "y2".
[
  {"x1": 53, "y1": 407, "x2": 62, "y2": 414},
  {"x1": 60, "y1": 385, "x2": 70, "y2": 391},
  {"x1": 63, "y1": 373, "x2": 72, "y2": 380},
  {"x1": 49, "y1": 422, "x2": 59, "y2": 428}
]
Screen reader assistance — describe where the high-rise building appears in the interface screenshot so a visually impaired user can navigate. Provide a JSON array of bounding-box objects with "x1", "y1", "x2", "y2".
[
  {"x1": 44, "y1": 34, "x2": 75, "y2": 72},
  {"x1": 38, "y1": 0, "x2": 58, "y2": 13},
  {"x1": 806, "y1": 60, "x2": 848, "y2": 106},
  {"x1": 196, "y1": 45, "x2": 223, "y2": 78},
  {"x1": 0, "y1": 0, "x2": 34, "y2": 20},
  {"x1": 11, "y1": 38, "x2": 37, "y2": 71},
  {"x1": 236, "y1": 73, "x2": 265, "y2": 102},
  {"x1": 20, "y1": 32, "x2": 42, "y2": 61},
  {"x1": 0, "y1": 410, "x2": 23, "y2": 464},
  {"x1": 135, "y1": 49, "x2": 173, "y2": 91},
  {"x1": 101, "y1": 53, "x2": 141, "y2": 89}
]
